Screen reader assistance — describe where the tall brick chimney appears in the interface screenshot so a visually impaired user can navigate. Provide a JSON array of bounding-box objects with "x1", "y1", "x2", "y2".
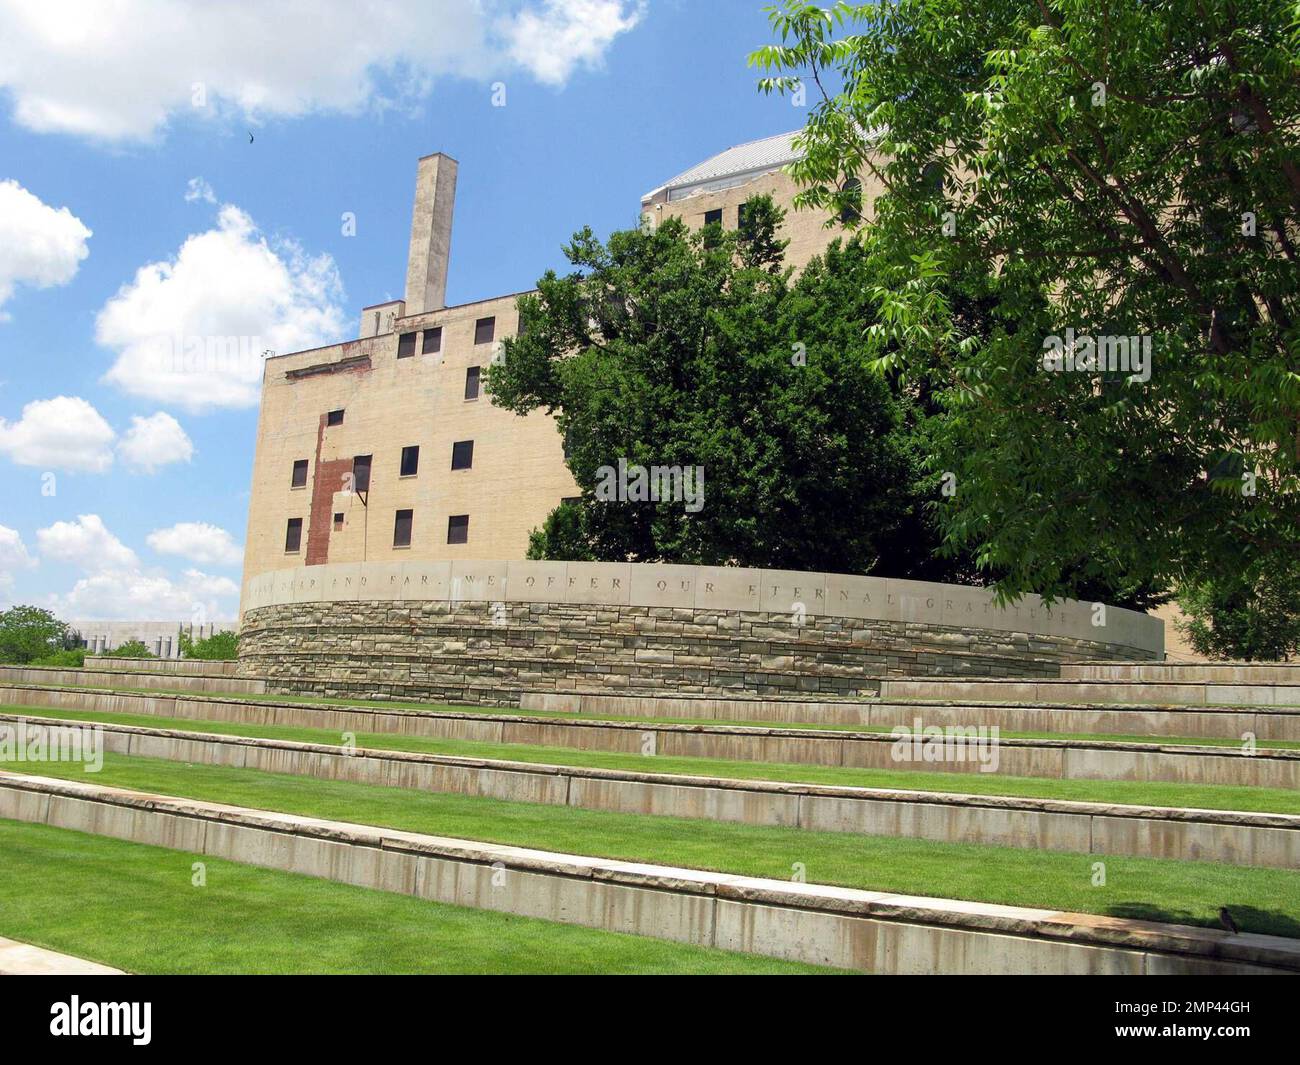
[{"x1": 404, "y1": 152, "x2": 458, "y2": 316}]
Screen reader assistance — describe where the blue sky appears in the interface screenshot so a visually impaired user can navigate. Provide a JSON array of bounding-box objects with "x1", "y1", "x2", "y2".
[{"x1": 0, "y1": 0, "x2": 810, "y2": 622}]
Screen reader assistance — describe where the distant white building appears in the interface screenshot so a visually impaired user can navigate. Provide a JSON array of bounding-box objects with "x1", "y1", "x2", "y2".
[{"x1": 69, "y1": 621, "x2": 218, "y2": 659}]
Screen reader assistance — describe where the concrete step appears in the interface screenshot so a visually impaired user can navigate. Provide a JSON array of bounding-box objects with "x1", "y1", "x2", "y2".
[
  {"x1": 878, "y1": 677, "x2": 1300, "y2": 707},
  {"x1": 2, "y1": 769, "x2": 1293, "y2": 974},
  {"x1": 92, "y1": 656, "x2": 240, "y2": 677},
  {"x1": 0, "y1": 665, "x2": 266, "y2": 695},
  {"x1": 1, "y1": 683, "x2": 1296, "y2": 788},
  {"x1": 6, "y1": 711, "x2": 1296, "y2": 868},
  {"x1": 1062, "y1": 662, "x2": 1300, "y2": 684},
  {"x1": 528, "y1": 690, "x2": 1300, "y2": 741}
]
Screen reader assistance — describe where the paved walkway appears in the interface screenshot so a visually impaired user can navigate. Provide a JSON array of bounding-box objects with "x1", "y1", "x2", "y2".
[{"x1": 0, "y1": 936, "x2": 123, "y2": 975}]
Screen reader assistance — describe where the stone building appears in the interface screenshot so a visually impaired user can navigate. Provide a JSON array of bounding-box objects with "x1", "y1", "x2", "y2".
[{"x1": 239, "y1": 132, "x2": 853, "y2": 611}]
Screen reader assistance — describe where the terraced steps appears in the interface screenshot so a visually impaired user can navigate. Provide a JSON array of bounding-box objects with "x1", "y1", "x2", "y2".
[
  {"x1": 1061, "y1": 662, "x2": 1300, "y2": 684},
  {"x1": 529, "y1": 690, "x2": 1300, "y2": 740},
  {"x1": 4, "y1": 771, "x2": 1294, "y2": 974},
  {"x1": 8, "y1": 711, "x2": 1296, "y2": 868},
  {"x1": 0, "y1": 665, "x2": 266, "y2": 695},
  {"x1": 878, "y1": 677, "x2": 1300, "y2": 706},
  {"x1": 90, "y1": 656, "x2": 241, "y2": 677},
  {"x1": 1, "y1": 682, "x2": 1293, "y2": 787}
]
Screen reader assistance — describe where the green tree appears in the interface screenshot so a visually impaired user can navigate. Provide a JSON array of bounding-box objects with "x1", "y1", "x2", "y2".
[
  {"x1": 1178, "y1": 564, "x2": 1300, "y2": 660},
  {"x1": 0, "y1": 606, "x2": 70, "y2": 664},
  {"x1": 751, "y1": 1, "x2": 1299, "y2": 624},
  {"x1": 491, "y1": 198, "x2": 965, "y2": 576},
  {"x1": 111, "y1": 640, "x2": 154, "y2": 659},
  {"x1": 179, "y1": 630, "x2": 240, "y2": 660}
]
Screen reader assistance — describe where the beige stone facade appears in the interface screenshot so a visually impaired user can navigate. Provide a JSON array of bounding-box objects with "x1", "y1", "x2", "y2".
[{"x1": 241, "y1": 135, "x2": 847, "y2": 612}]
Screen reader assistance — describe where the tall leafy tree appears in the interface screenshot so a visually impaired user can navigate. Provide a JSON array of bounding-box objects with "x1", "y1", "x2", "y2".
[
  {"x1": 0, "y1": 606, "x2": 69, "y2": 664},
  {"x1": 489, "y1": 198, "x2": 968, "y2": 577},
  {"x1": 751, "y1": 1, "x2": 1299, "y2": 624}
]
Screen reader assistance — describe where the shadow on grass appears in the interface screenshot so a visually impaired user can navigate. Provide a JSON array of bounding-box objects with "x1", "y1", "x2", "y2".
[{"x1": 1107, "y1": 902, "x2": 1300, "y2": 939}]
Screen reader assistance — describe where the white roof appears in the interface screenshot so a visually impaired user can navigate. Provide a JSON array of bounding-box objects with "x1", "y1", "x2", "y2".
[{"x1": 643, "y1": 130, "x2": 802, "y2": 201}]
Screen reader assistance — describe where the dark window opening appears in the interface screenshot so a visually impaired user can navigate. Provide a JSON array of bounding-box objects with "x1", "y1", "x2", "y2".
[
  {"x1": 840, "y1": 177, "x2": 863, "y2": 224},
  {"x1": 284, "y1": 518, "x2": 303, "y2": 553},
  {"x1": 464, "y1": 366, "x2": 481, "y2": 400},
  {"x1": 333, "y1": 512, "x2": 344, "y2": 532},
  {"x1": 447, "y1": 514, "x2": 469, "y2": 544},
  {"x1": 393, "y1": 509, "x2": 413, "y2": 548},
  {"x1": 397, "y1": 332, "x2": 417, "y2": 358},
  {"x1": 400, "y1": 445, "x2": 420, "y2": 477},
  {"x1": 451, "y1": 440, "x2": 474, "y2": 470},
  {"x1": 352, "y1": 454, "x2": 372, "y2": 494},
  {"x1": 562, "y1": 496, "x2": 581, "y2": 507},
  {"x1": 474, "y1": 317, "x2": 496, "y2": 345},
  {"x1": 326, "y1": 409, "x2": 344, "y2": 426},
  {"x1": 704, "y1": 208, "x2": 723, "y2": 227},
  {"x1": 422, "y1": 327, "x2": 442, "y2": 354},
  {"x1": 290, "y1": 459, "x2": 308, "y2": 488}
]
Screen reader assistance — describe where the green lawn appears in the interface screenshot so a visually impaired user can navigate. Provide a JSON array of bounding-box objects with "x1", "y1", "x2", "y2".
[
  {"x1": 10, "y1": 754, "x2": 1300, "y2": 938},
  {"x1": 15, "y1": 681, "x2": 1299, "y2": 748},
  {"x1": 8, "y1": 702, "x2": 1300, "y2": 814},
  {"x1": 0, "y1": 819, "x2": 838, "y2": 975}
]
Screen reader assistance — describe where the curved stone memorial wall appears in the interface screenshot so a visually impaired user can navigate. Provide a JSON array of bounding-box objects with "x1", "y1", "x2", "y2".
[{"x1": 238, "y1": 561, "x2": 1163, "y2": 706}]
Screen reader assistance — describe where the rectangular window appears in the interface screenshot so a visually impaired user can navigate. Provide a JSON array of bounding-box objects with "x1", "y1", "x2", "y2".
[
  {"x1": 397, "y1": 332, "x2": 417, "y2": 359},
  {"x1": 447, "y1": 514, "x2": 469, "y2": 545},
  {"x1": 352, "y1": 454, "x2": 372, "y2": 493},
  {"x1": 290, "y1": 459, "x2": 308, "y2": 488},
  {"x1": 474, "y1": 316, "x2": 496, "y2": 345},
  {"x1": 326, "y1": 409, "x2": 344, "y2": 426},
  {"x1": 333, "y1": 512, "x2": 344, "y2": 532},
  {"x1": 285, "y1": 518, "x2": 303, "y2": 553},
  {"x1": 451, "y1": 440, "x2": 474, "y2": 470},
  {"x1": 400, "y1": 445, "x2": 419, "y2": 477},
  {"x1": 704, "y1": 208, "x2": 723, "y2": 226},
  {"x1": 464, "y1": 365, "x2": 481, "y2": 400},
  {"x1": 422, "y1": 327, "x2": 442, "y2": 354},
  {"x1": 393, "y1": 509, "x2": 413, "y2": 548}
]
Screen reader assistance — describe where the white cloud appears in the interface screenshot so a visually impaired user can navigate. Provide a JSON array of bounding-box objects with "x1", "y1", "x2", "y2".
[
  {"x1": 0, "y1": 524, "x2": 37, "y2": 596},
  {"x1": 52, "y1": 567, "x2": 238, "y2": 621},
  {"x1": 95, "y1": 204, "x2": 346, "y2": 411},
  {"x1": 498, "y1": 0, "x2": 645, "y2": 86},
  {"x1": 37, "y1": 514, "x2": 138, "y2": 570},
  {"x1": 0, "y1": 179, "x2": 92, "y2": 319},
  {"x1": 146, "y1": 522, "x2": 242, "y2": 567},
  {"x1": 184, "y1": 177, "x2": 216, "y2": 204},
  {"x1": 0, "y1": 1, "x2": 644, "y2": 143},
  {"x1": 0, "y1": 395, "x2": 116, "y2": 473},
  {"x1": 118, "y1": 412, "x2": 194, "y2": 473},
  {"x1": 34, "y1": 513, "x2": 237, "y2": 620}
]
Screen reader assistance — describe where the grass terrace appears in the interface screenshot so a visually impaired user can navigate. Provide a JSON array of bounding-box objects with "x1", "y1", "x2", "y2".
[{"x1": 9, "y1": 753, "x2": 1300, "y2": 938}]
